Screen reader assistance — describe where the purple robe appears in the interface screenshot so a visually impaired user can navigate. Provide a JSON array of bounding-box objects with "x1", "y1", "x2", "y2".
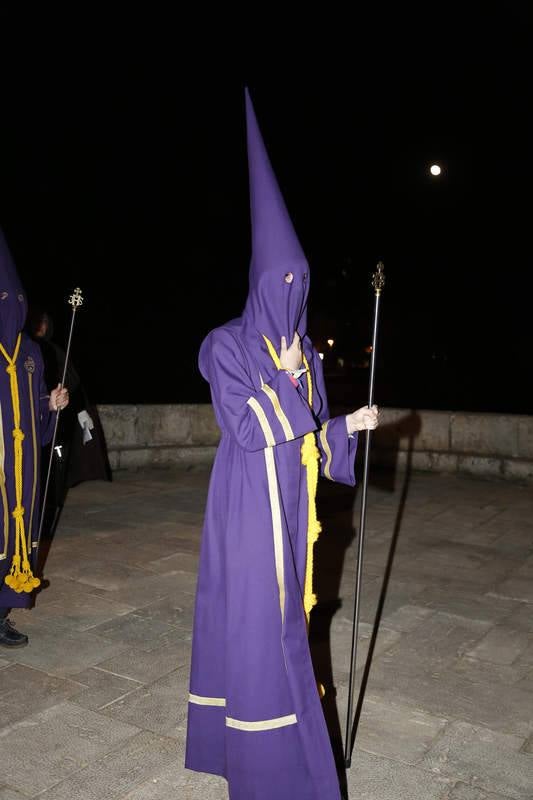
[
  {"x1": 185, "y1": 92, "x2": 358, "y2": 799},
  {"x1": 0, "y1": 230, "x2": 55, "y2": 608}
]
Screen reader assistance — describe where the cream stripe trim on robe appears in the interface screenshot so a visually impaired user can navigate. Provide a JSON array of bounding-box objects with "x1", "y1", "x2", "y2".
[
  {"x1": 188, "y1": 696, "x2": 297, "y2": 732},
  {"x1": 27, "y1": 372, "x2": 39, "y2": 549},
  {"x1": 226, "y1": 713, "x2": 297, "y2": 731},
  {"x1": 247, "y1": 396, "x2": 275, "y2": 447},
  {"x1": 246, "y1": 395, "x2": 286, "y2": 623},
  {"x1": 264, "y1": 446, "x2": 286, "y2": 623},
  {"x1": 261, "y1": 384, "x2": 294, "y2": 442},
  {"x1": 189, "y1": 693, "x2": 226, "y2": 707},
  {"x1": 0, "y1": 401, "x2": 8, "y2": 559}
]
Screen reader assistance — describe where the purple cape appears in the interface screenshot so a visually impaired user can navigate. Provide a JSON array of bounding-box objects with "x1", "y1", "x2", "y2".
[
  {"x1": 185, "y1": 91, "x2": 358, "y2": 799},
  {"x1": 0, "y1": 229, "x2": 54, "y2": 608}
]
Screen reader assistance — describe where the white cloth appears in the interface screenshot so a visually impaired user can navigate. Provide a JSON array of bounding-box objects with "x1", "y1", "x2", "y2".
[{"x1": 77, "y1": 410, "x2": 94, "y2": 444}]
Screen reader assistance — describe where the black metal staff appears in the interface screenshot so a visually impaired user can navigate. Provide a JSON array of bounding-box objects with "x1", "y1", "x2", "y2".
[
  {"x1": 344, "y1": 262, "x2": 385, "y2": 768},
  {"x1": 34, "y1": 287, "x2": 84, "y2": 558}
]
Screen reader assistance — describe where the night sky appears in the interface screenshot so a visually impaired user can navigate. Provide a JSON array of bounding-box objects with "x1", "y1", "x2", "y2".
[{"x1": 0, "y1": 8, "x2": 531, "y2": 412}]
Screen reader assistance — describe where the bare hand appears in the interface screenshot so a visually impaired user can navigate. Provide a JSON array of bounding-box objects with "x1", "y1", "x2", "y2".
[
  {"x1": 279, "y1": 332, "x2": 302, "y2": 372},
  {"x1": 346, "y1": 405, "x2": 379, "y2": 434},
  {"x1": 49, "y1": 384, "x2": 69, "y2": 412}
]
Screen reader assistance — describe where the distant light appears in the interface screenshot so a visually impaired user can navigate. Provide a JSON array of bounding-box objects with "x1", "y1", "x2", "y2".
[
  {"x1": 327, "y1": 338, "x2": 334, "y2": 347},
  {"x1": 318, "y1": 352, "x2": 324, "y2": 360},
  {"x1": 430, "y1": 164, "x2": 442, "y2": 176}
]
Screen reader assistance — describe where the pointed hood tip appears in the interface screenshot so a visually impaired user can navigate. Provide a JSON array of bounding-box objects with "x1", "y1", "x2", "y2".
[
  {"x1": 242, "y1": 87, "x2": 310, "y2": 343},
  {"x1": 0, "y1": 228, "x2": 28, "y2": 350}
]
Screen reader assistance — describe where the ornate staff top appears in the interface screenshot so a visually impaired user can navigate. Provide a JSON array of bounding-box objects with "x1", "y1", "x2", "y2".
[
  {"x1": 372, "y1": 262, "x2": 385, "y2": 296},
  {"x1": 68, "y1": 287, "x2": 84, "y2": 308}
]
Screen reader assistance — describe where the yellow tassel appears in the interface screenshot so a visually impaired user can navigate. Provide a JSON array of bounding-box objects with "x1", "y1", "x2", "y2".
[
  {"x1": 0, "y1": 335, "x2": 40, "y2": 593},
  {"x1": 301, "y1": 426, "x2": 321, "y2": 620},
  {"x1": 301, "y1": 352, "x2": 321, "y2": 622},
  {"x1": 262, "y1": 336, "x2": 321, "y2": 623}
]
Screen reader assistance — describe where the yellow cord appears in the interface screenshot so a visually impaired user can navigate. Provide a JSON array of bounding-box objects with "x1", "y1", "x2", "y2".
[
  {"x1": 262, "y1": 335, "x2": 321, "y2": 622},
  {"x1": 0, "y1": 335, "x2": 40, "y2": 593}
]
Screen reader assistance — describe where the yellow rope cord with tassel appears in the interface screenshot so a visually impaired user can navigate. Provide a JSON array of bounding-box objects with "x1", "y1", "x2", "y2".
[
  {"x1": 0, "y1": 334, "x2": 40, "y2": 593},
  {"x1": 262, "y1": 335, "x2": 321, "y2": 622}
]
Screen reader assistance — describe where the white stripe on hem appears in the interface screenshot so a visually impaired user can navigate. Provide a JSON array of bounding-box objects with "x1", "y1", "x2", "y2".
[
  {"x1": 189, "y1": 693, "x2": 226, "y2": 707},
  {"x1": 226, "y1": 713, "x2": 298, "y2": 731},
  {"x1": 247, "y1": 396, "x2": 276, "y2": 447}
]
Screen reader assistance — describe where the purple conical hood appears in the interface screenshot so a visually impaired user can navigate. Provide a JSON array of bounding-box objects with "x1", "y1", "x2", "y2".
[
  {"x1": 242, "y1": 89, "x2": 309, "y2": 347},
  {"x1": 0, "y1": 228, "x2": 27, "y2": 353}
]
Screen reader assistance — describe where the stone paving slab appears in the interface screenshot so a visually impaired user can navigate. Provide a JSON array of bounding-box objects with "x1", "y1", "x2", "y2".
[
  {"x1": 381, "y1": 603, "x2": 435, "y2": 633},
  {"x1": 492, "y1": 578, "x2": 533, "y2": 604},
  {"x1": 335, "y1": 689, "x2": 449, "y2": 764},
  {"x1": 485, "y1": 531, "x2": 533, "y2": 559},
  {"x1": 88, "y1": 612, "x2": 178, "y2": 649},
  {"x1": 0, "y1": 467, "x2": 531, "y2": 800},
  {"x1": 389, "y1": 552, "x2": 520, "y2": 590},
  {"x1": 36, "y1": 731, "x2": 181, "y2": 800},
  {"x1": 377, "y1": 611, "x2": 492, "y2": 675},
  {"x1": 100, "y1": 667, "x2": 190, "y2": 737},
  {"x1": 429, "y1": 505, "x2": 505, "y2": 529},
  {"x1": 1, "y1": 701, "x2": 139, "y2": 796},
  {"x1": 0, "y1": 663, "x2": 83, "y2": 726},
  {"x1": 95, "y1": 636, "x2": 191, "y2": 683},
  {"x1": 145, "y1": 551, "x2": 200, "y2": 575},
  {"x1": 33, "y1": 576, "x2": 114, "y2": 606},
  {"x1": 134, "y1": 594, "x2": 196, "y2": 628},
  {"x1": 0, "y1": 787, "x2": 30, "y2": 800},
  {"x1": 451, "y1": 655, "x2": 532, "y2": 687},
  {"x1": 516, "y1": 668, "x2": 533, "y2": 694},
  {"x1": 364, "y1": 657, "x2": 533, "y2": 738},
  {"x1": 327, "y1": 618, "x2": 402, "y2": 680},
  {"x1": 96, "y1": 569, "x2": 196, "y2": 610},
  {"x1": 513, "y1": 554, "x2": 533, "y2": 577},
  {"x1": 0, "y1": 624, "x2": 129, "y2": 677},
  {"x1": 337, "y1": 574, "x2": 429, "y2": 623},
  {"x1": 44, "y1": 531, "x2": 182, "y2": 571},
  {"x1": 446, "y1": 784, "x2": 515, "y2": 800},
  {"x1": 119, "y1": 765, "x2": 227, "y2": 800},
  {"x1": 44, "y1": 557, "x2": 153, "y2": 592},
  {"x1": 518, "y1": 641, "x2": 533, "y2": 666},
  {"x1": 346, "y1": 748, "x2": 453, "y2": 799},
  {"x1": 421, "y1": 720, "x2": 533, "y2": 799},
  {"x1": 29, "y1": 589, "x2": 135, "y2": 632},
  {"x1": 466, "y1": 625, "x2": 533, "y2": 665},
  {"x1": 70, "y1": 667, "x2": 143, "y2": 711},
  {"x1": 413, "y1": 586, "x2": 520, "y2": 625}
]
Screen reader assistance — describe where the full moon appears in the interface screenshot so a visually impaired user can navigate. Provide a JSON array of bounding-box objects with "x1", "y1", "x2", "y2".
[{"x1": 430, "y1": 164, "x2": 442, "y2": 176}]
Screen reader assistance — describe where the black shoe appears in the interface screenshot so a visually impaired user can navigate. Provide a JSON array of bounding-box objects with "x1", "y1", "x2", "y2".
[{"x1": 0, "y1": 618, "x2": 29, "y2": 647}]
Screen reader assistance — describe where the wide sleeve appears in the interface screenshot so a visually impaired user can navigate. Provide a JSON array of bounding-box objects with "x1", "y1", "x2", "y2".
[
  {"x1": 38, "y1": 365, "x2": 56, "y2": 446},
  {"x1": 310, "y1": 346, "x2": 358, "y2": 487},
  {"x1": 206, "y1": 329, "x2": 318, "y2": 452}
]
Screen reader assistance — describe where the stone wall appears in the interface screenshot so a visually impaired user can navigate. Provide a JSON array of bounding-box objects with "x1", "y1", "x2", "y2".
[
  {"x1": 98, "y1": 405, "x2": 220, "y2": 471},
  {"x1": 367, "y1": 408, "x2": 533, "y2": 483},
  {"x1": 97, "y1": 405, "x2": 533, "y2": 482}
]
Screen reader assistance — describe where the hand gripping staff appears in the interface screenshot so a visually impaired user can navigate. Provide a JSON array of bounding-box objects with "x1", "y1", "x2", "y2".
[{"x1": 34, "y1": 287, "x2": 84, "y2": 559}]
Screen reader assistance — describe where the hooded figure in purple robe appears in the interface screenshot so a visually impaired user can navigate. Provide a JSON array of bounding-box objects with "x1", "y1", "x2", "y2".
[
  {"x1": 0, "y1": 229, "x2": 68, "y2": 646},
  {"x1": 185, "y1": 90, "x2": 378, "y2": 799}
]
